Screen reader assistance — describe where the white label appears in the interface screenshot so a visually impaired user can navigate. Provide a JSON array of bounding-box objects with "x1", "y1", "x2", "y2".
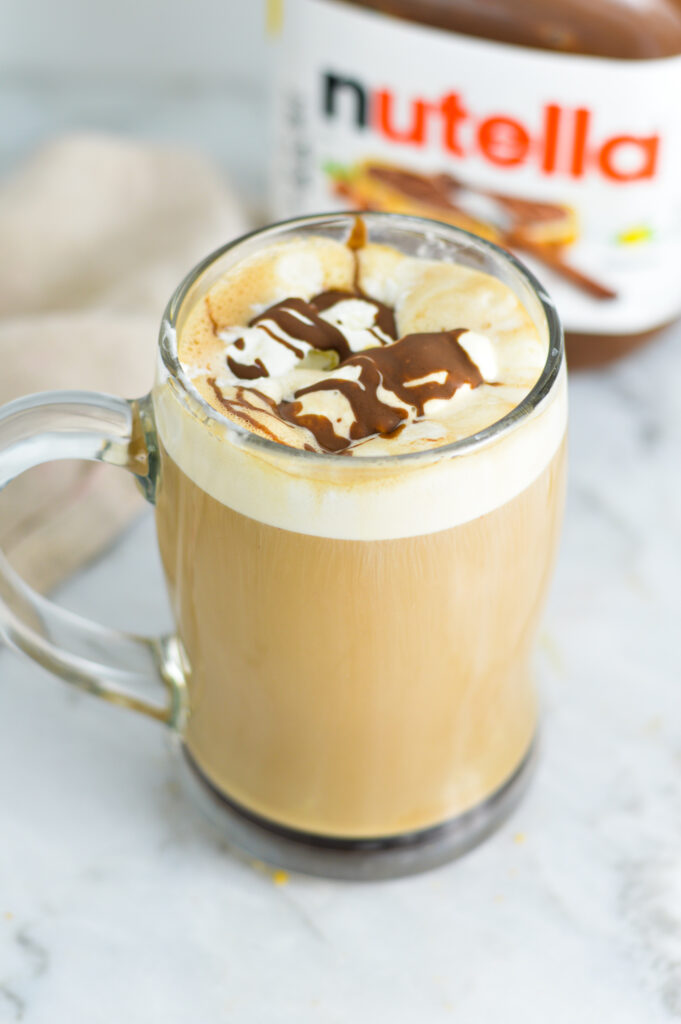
[{"x1": 270, "y1": 0, "x2": 681, "y2": 335}]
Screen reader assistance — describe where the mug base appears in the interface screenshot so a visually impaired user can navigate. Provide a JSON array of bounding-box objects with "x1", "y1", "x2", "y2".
[{"x1": 176, "y1": 740, "x2": 538, "y2": 881}]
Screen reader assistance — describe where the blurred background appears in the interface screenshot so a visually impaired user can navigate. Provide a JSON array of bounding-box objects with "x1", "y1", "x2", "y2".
[
  {"x1": 0, "y1": 0, "x2": 267, "y2": 211},
  {"x1": 2, "y1": 5, "x2": 681, "y2": 1021},
  {"x1": 0, "y1": 0, "x2": 270, "y2": 593}
]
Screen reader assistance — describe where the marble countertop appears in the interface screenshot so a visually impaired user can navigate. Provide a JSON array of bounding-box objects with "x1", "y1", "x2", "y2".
[{"x1": 1, "y1": 330, "x2": 681, "y2": 1022}]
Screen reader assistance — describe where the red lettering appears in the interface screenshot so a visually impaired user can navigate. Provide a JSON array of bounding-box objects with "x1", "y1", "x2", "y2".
[
  {"x1": 477, "y1": 116, "x2": 530, "y2": 167},
  {"x1": 541, "y1": 104, "x2": 561, "y2": 174},
  {"x1": 349, "y1": 79, "x2": 662, "y2": 184},
  {"x1": 598, "y1": 135, "x2": 659, "y2": 181},
  {"x1": 374, "y1": 90, "x2": 431, "y2": 145},
  {"x1": 570, "y1": 109, "x2": 590, "y2": 178},
  {"x1": 440, "y1": 92, "x2": 468, "y2": 156}
]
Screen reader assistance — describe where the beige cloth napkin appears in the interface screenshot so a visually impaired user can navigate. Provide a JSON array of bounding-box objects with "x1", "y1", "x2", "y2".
[{"x1": 0, "y1": 133, "x2": 249, "y2": 593}]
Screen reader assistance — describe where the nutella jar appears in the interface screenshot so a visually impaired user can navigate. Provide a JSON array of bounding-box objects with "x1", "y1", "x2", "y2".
[{"x1": 269, "y1": 0, "x2": 681, "y2": 367}]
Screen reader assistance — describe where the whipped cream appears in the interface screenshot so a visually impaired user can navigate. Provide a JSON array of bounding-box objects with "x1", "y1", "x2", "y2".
[
  {"x1": 178, "y1": 234, "x2": 544, "y2": 456},
  {"x1": 154, "y1": 226, "x2": 566, "y2": 539}
]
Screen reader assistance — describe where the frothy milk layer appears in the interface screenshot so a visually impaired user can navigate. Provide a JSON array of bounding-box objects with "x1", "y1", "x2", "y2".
[
  {"x1": 155, "y1": 232, "x2": 566, "y2": 539},
  {"x1": 178, "y1": 236, "x2": 550, "y2": 456}
]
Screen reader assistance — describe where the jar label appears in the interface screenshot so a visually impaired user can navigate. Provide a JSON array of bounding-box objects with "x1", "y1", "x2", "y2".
[{"x1": 270, "y1": 0, "x2": 681, "y2": 335}]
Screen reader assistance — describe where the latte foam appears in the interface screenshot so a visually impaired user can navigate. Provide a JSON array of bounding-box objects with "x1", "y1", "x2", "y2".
[
  {"x1": 178, "y1": 231, "x2": 549, "y2": 456},
  {"x1": 154, "y1": 221, "x2": 566, "y2": 539}
]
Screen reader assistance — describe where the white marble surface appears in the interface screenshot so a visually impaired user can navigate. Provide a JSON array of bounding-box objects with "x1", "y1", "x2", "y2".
[{"x1": 1, "y1": 329, "x2": 681, "y2": 1021}]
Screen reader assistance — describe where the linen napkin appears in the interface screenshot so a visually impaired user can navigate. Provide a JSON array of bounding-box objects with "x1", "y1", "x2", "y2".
[{"x1": 0, "y1": 133, "x2": 249, "y2": 593}]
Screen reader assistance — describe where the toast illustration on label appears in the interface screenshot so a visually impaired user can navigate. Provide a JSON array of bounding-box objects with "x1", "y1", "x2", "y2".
[{"x1": 328, "y1": 159, "x2": 615, "y2": 300}]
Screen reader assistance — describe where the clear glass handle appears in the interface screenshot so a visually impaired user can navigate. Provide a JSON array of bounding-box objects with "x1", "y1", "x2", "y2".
[{"x1": 0, "y1": 390, "x2": 185, "y2": 725}]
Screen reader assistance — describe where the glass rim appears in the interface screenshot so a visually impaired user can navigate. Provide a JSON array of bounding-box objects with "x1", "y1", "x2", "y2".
[{"x1": 159, "y1": 211, "x2": 564, "y2": 468}]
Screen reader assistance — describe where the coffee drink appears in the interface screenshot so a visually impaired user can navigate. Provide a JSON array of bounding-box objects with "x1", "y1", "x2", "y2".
[{"x1": 153, "y1": 216, "x2": 566, "y2": 839}]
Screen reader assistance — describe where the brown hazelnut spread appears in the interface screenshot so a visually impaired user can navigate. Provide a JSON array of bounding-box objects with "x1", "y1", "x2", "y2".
[
  {"x1": 270, "y1": 0, "x2": 681, "y2": 367},
  {"x1": 345, "y1": 0, "x2": 681, "y2": 59}
]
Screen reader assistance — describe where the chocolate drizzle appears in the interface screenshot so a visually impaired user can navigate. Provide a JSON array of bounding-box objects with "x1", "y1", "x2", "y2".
[
  {"x1": 250, "y1": 297, "x2": 354, "y2": 361},
  {"x1": 219, "y1": 217, "x2": 398, "y2": 381},
  {"x1": 347, "y1": 215, "x2": 368, "y2": 252},
  {"x1": 224, "y1": 288, "x2": 398, "y2": 379},
  {"x1": 227, "y1": 355, "x2": 269, "y2": 380},
  {"x1": 312, "y1": 289, "x2": 397, "y2": 344},
  {"x1": 207, "y1": 377, "x2": 282, "y2": 442},
  {"x1": 206, "y1": 217, "x2": 487, "y2": 455},
  {"x1": 279, "y1": 329, "x2": 483, "y2": 452}
]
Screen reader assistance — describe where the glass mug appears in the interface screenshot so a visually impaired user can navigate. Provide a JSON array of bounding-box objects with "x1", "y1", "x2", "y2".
[{"x1": 0, "y1": 213, "x2": 566, "y2": 879}]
